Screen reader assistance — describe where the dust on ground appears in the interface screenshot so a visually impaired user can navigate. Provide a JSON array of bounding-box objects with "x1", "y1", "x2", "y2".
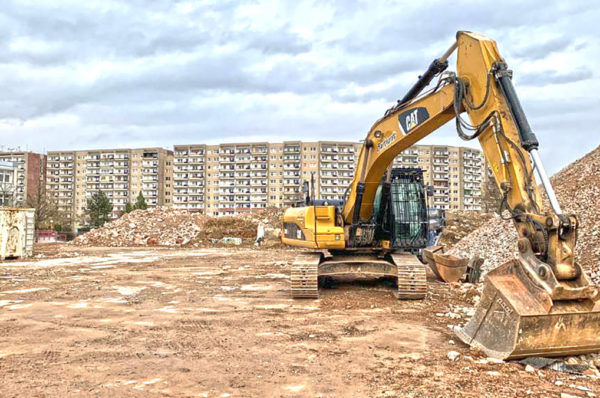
[{"x1": 0, "y1": 244, "x2": 597, "y2": 397}]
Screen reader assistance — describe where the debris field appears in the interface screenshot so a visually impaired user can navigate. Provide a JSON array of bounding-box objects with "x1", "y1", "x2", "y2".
[
  {"x1": 438, "y1": 210, "x2": 494, "y2": 247},
  {"x1": 72, "y1": 207, "x2": 283, "y2": 247},
  {"x1": 0, "y1": 245, "x2": 598, "y2": 397}
]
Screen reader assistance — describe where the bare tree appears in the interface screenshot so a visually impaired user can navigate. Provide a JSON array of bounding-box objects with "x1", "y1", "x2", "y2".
[
  {"x1": 0, "y1": 184, "x2": 15, "y2": 206},
  {"x1": 25, "y1": 182, "x2": 59, "y2": 229}
]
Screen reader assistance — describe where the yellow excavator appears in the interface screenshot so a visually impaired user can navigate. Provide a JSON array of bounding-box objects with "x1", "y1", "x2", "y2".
[{"x1": 281, "y1": 31, "x2": 600, "y2": 359}]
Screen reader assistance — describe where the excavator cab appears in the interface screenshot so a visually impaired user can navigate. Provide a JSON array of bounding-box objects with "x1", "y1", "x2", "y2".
[{"x1": 373, "y1": 167, "x2": 429, "y2": 252}]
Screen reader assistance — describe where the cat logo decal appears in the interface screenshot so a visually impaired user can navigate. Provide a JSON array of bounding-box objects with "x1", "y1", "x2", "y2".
[{"x1": 398, "y1": 107, "x2": 430, "y2": 134}]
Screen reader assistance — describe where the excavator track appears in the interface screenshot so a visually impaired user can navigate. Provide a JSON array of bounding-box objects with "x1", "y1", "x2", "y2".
[
  {"x1": 391, "y1": 254, "x2": 427, "y2": 299},
  {"x1": 291, "y1": 253, "x2": 322, "y2": 299}
]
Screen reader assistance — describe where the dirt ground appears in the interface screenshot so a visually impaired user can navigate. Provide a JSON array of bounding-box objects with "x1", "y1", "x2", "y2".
[{"x1": 0, "y1": 244, "x2": 597, "y2": 397}]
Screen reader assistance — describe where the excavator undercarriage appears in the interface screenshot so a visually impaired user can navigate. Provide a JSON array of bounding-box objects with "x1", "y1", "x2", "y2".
[
  {"x1": 281, "y1": 31, "x2": 600, "y2": 359},
  {"x1": 290, "y1": 251, "x2": 426, "y2": 299}
]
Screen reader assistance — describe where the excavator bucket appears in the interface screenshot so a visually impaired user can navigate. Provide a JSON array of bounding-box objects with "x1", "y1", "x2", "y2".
[
  {"x1": 423, "y1": 247, "x2": 468, "y2": 283},
  {"x1": 456, "y1": 259, "x2": 600, "y2": 359}
]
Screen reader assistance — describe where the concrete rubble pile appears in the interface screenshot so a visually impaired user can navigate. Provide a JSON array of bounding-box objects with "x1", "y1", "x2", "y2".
[
  {"x1": 72, "y1": 207, "x2": 208, "y2": 247},
  {"x1": 447, "y1": 214, "x2": 518, "y2": 275},
  {"x1": 449, "y1": 145, "x2": 600, "y2": 284},
  {"x1": 439, "y1": 210, "x2": 494, "y2": 247},
  {"x1": 72, "y1": 206, "x2": 284, "y2": 247}
]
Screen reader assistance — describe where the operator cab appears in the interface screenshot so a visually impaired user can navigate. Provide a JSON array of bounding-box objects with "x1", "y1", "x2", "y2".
[{"x1": 373, "y1": 167, "x2": 429, "y2": 253}]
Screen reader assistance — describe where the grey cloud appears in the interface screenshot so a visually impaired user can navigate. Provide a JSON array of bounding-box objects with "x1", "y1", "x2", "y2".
[
  {"x1": 330, "y1": 0, "x2": 597, "y2": 56},
  {"x1": 245, "y1": 27, "x2": 312, "y2": 54},
  {"x1": 521, "y1": 97, "x2": 600, "y2": 117},
  {"x1": 333, "y1": 80, "x2": 413, "y2": 103},
  {"x1": 0, "y1": 0, "x2": 599, "y2": 177},
  {"x1": 328, "y1": 56, "x2": 422, "y2": 85},
  {"x1": 0, "y1": 42, "x2": 424, "y2": 121},
  {"x1": 512, "y1": 36, "x2": 575, "y2": 61},
  {"x1": 0, "y1": 0, "x2": 232, "y2": 65},
  {"x1": 516, "y1": 67, "x2": 593, "y2": 87}
]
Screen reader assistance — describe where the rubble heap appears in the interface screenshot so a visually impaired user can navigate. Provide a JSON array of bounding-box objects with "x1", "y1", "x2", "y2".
[
  {"x1": 191, "y1": 207, "x2": 284, "y2": 244},
  {"x1": 72, "y1": 207, "x2": 284, "y2": 247},
  {"x1": 72, "y1": 207, "x2": 207, "y2": 247},
  {"x1": 549, "y1": 145, "x2": 600, "y2": 280},
  {"x1": 447, "y1": 213, "x2": 517, "y2": 274},
  {"x1": 439, "y1": 210, "x2": 494, "y2": 247},
  {"x1": 449, "y1": 145, "x2": 600, "y2": 283}
]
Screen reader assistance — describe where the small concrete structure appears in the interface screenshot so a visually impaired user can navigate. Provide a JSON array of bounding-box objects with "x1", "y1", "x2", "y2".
[{"x1": 0, "y1": 207, "x2": 35, "y2": 259}]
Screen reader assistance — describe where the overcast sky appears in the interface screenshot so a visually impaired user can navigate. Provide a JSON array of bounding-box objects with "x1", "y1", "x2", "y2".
[{"x1": 0, "y1": 0, "x2": 598, "y2": 175}]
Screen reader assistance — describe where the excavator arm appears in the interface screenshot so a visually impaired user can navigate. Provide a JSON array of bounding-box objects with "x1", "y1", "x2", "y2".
[{"x1": 343, "y1": 31, "x2": 595, "y2": 300}]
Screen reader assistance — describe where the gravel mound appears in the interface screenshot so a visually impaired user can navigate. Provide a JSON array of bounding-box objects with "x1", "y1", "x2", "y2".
[
  {"x1": 439, "y1": 210, "x2": 495, "y2": 247},
  {"x1": 448, "y1": 145, "x2": 600, "y2": 283},
  {"x1": 447, "y1": 213, "x2": 517, "y2": 274},
  {"x1": 73, "y1": 207, "x2": 284, "y2": 247}
]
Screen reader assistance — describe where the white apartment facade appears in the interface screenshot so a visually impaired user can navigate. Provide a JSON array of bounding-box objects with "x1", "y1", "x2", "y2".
[
  {"x1": 43, "y1": 142, "x2": 486, "y2": 225},
  {"x1": 173, "y1": 142, "x2": 485, "y2": 215},
  {"x1": 46, "y1": 148, "x2": 173, "y2": 229}
]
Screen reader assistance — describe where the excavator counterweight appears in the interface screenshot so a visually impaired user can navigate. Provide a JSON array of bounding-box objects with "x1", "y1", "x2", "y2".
[{"x1": 281, "y1": 31, "x2": 600, "y2": 359}]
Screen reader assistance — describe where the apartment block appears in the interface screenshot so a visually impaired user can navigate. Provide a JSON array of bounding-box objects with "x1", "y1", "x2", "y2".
[
  {"x1": 314, "y1": 141, "x2": 361, "y2": 201},
  {"x1": 173, "y1": 141, "x2": 484, "y2": 215},
  {"x1": 173, "y1": 144, "x2": 206, "y2": 211},
  {"x1": 44, "y1": 142, "x2": 485, "y2": 224},
  {"x1": 0, "y1": 151, "x2": 46, "y2": 206},
  {"x1": 46, "y1": 148, "x2": 173, "y2": 229},
  {"x1": 46, "y1": 151, "x2": 77, "y2": 222},
  {"x1": 130, "y1": 148, "x2": 173, "y2": 208},
  {"x1": 174, "y1": 143, "x2": 270, "y2": 215},
  {"x1": 173, "y1": 142, "x2": 357, "y2": 215}
]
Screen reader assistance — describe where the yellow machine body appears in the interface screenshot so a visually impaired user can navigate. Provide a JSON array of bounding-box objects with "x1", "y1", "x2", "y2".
[{"x1": 281, "y1": 206, "x2": 345, "y2": 249}]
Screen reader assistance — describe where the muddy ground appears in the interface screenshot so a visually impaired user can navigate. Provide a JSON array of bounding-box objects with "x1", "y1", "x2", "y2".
[{"x1": 0, "y1": 244, "x2": 597, "y2": 397}]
